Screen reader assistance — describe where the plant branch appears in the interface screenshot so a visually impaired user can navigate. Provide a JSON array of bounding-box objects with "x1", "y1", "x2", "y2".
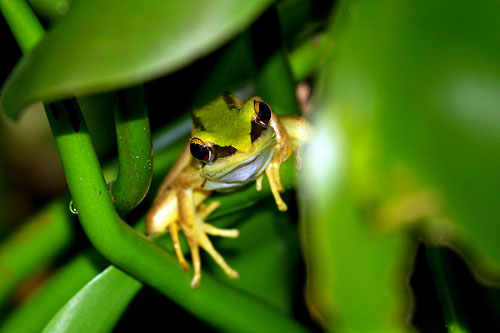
[{"x1": 110, "y1": 86, "x2": 153, "y2": 215}]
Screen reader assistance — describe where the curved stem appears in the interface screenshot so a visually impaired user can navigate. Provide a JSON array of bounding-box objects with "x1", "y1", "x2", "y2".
[{"x1": 110, "y1": 86, "x2": 153, "y2": 215}]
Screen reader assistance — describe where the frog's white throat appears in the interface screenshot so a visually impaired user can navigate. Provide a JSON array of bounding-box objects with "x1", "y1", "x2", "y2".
[{"x1": 201, "y1": 128, "x2": 276, "y2": 192}]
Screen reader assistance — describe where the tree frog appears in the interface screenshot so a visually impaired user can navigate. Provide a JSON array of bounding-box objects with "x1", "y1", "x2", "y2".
[{"x1": 146, "y1": 93, "x2": 310, "y2": 288}]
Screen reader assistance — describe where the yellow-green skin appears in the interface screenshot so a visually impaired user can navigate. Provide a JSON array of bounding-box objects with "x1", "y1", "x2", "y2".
[{"x1": 192, "y1": 96, "x2": 256, "y2": 152}]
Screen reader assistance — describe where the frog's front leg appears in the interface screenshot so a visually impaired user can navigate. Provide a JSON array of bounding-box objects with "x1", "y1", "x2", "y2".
[
  {"x1": 176, "y1": 187, "x2": 239, "y2": 288},
  {"x1": 263, "y1": 114, "x2": 312, "y2": 211}
]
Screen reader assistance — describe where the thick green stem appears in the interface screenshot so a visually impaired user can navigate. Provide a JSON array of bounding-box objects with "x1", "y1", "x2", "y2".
[
  {"x1": 110, "y1": 86, "x2": 153, "y2": 215},
  {"x1": 426, "y1": 246, "x2": 470, "y2": 333},
  {"x1": 0, "y1": 0, "x2": 44, "y2": 53}
]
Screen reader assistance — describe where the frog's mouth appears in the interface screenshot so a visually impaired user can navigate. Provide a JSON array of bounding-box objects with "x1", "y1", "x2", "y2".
[{"x1": 201, "y1": 126, "x2": 276, "y2": 191}]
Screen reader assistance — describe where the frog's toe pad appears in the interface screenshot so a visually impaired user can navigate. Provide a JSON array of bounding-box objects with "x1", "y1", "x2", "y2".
[{"x1": 196, "y1": 227, "x2": 239, "y2": 279}]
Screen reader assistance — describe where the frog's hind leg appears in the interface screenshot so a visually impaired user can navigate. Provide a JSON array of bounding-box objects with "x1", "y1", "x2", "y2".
[{"x1": 177, "y1": 188, "x2": 239, "y2": 288}]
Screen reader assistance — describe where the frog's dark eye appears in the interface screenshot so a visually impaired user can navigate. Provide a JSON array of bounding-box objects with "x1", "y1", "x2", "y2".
[
  {"x1": 190, "y1": 138, "x2": 212, "y2": 162},
  {"x1": 254, "y1": 100, "x2": 271, "y2": 125}
]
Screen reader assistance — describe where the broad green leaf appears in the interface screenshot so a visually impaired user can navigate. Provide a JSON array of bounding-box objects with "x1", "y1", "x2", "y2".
[
  {"x1": 299, "y1": 109, "x2": 414, "y2": 330},
  {"x1": 302, "y1": 0, "x2": 500, "y2": 329},
  {"x1": 1, "y1": 0, "x2": 273, "y2": 120},
  {"x1": 331, "y1": 0, "x2": 500, "y2": 281},
  {"x1": 1, "y1": 251, "x2": 105, "y2": 333},
  {"x1": 42, "y1": 266, "x2": 142, "y2": 333}
]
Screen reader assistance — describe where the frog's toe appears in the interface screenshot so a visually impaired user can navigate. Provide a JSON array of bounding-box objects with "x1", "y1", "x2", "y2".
[
  {"x1": 168, "y1": 222, "x2": 190, "y2": 271},
  {"x1": 265, "y1": 165, "x2": 288, "y2": 211},
  {"x1": 255, "y1": 174, "x2": 264, "y2": 191},
  {"x1": 182, "y1": 208, "x2": 239, "y2": 285},
  {"x1": 198, "y1": 201, "x2": 220, "y2": 219},
  {"x1": 203, "y1": 224, "x2": 239, "y2": 238},
  {"x1": 186, "y1": 237, "x2": 202, "y2": 289},
  {"x1": 198, "y1": 231, "x2": 239, "y2": 279}
]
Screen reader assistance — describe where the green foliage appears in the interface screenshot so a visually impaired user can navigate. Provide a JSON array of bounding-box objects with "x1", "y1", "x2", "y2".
[
  {"x1": 43, "y1": 266, "x2": 142, "y2": 333},
  {"x1": 325, "y1": 0, "x2": 500, "y2": 280},
  {"x1": 0, "y1": 0, "x2": 499, "y2": 332},
  {"x1": 0, "y1": 0, "x2": 274, "y2": 119}
]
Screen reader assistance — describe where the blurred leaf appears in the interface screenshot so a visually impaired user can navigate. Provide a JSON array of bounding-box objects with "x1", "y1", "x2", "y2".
[
  {"x1": 331, "y1": 0, "x2": 500, "y2": 281},
  {"x1": 42, "y1": 266, "x2": 142, "y2": 333},
  {"x1": 299, "y1": 110, "x2": 414, "y2": 331},
  {"x1": 289, "y1": 33, "x2": 330, "y2": 82},
  {"x1": 1, "y1": 0, "x2": 274, "y2": 120},
  {"x1": 0, "y1": 199, "x2": 74, "y2": 307},
  {"x1": 1, "y1": 251, "x2": 105, "y2": 333},
  {"x1": 301, "y1": 0, "x2": 500, "y2": 329}
]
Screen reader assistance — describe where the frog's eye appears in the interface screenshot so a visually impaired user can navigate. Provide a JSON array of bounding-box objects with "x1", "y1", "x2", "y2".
[
  {"x1": 190, "y1": 138, "x2": 212, "y2": 162},
  {"x1": 254, "y1": 100, "x2": 271, "y2": 125}
]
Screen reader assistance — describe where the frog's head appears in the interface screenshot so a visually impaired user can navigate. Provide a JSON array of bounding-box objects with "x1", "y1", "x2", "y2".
[{"x1": 189, "y1": 94, "x2": 276, "y2": 190}]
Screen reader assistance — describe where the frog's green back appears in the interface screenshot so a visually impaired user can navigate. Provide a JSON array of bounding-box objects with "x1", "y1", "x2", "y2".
[{"x1": 192, "y1": 95, "x2": 254, "y2": 151}]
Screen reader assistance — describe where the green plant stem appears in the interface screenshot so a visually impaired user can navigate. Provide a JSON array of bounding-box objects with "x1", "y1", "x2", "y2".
[
  {"x1": 45, "y1": 100, "x2": 304, "y2": 331},
  {"x1": 0, "y1": 199, "x2": 74, "y2": 307},
  {"x1": 426, "y1": 246, "x2": 470, "y2": 333},
  {"x1": 0, "y1": 0, "x2": 44, "y2": 53},
  {"x1": 110, "y1": 86, "x2": 153, "y2": 215}
]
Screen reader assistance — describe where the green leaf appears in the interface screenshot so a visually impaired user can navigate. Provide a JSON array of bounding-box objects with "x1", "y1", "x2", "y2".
[
  {"x1": 299, "y1": 111, "x2": 414, "y2": 331},
  {"x1": 1, "y1": 251, "x2": 105, "y2": 333},
  {"x1": 42, "y1": 266, "x2": 142, "y2": 333},
  {"x1": 331, "y1": 0, "x2": 500, "y2": 281},
  {"x1": 1, "y1": 0, "x2": 274, "y2": 120},
  {"x1": 301, "y1": 0, "x2": 500, "y2": 328},
  {"x1": 0, "y1": 199, "x2": 74, "y2": 307}
]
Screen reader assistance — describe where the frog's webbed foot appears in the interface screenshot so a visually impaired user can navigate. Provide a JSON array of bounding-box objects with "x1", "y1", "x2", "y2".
[{"x1": 177, "y1": 189, "x2": 239, "y2": 288}]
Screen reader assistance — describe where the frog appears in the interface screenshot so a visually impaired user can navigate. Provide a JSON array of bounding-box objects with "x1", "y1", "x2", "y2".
[{"x1": 146, "y1": 93, "x2": 311, "y2": 288}]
